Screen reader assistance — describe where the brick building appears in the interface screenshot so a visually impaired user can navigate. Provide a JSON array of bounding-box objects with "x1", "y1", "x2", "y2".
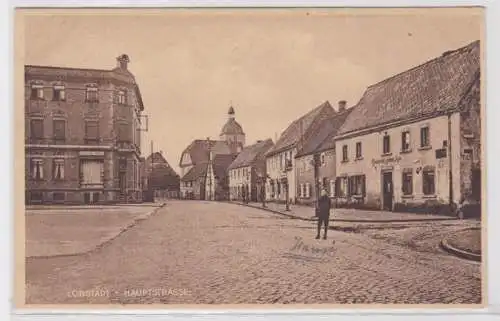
[
  {"x1": 228, "y1": 139, "x2": 274, "y2": 202},
  {"x1": 295, "y1": 103, "x2": 353, "y2": 206},
  {"x1": 334, "y1": 40, "x2": 481, "y2": 215},
  {"x1": 264, "y1": 101, "x2": 336, "y2": 204},
  {"x1": 25, "y1": 54, "x2": 147, "y2": 204}
]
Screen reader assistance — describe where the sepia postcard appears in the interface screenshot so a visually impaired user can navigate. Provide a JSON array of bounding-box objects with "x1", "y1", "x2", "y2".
[{"x1": 14, "y1": 7, "x2": 486, "y2": 309}]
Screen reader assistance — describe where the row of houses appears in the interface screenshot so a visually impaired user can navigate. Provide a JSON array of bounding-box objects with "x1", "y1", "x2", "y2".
[{"x1": 179, "y1": 40, "x2": 481, "y2": 215}]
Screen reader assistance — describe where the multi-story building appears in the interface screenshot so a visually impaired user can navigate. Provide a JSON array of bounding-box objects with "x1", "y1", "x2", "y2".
[
  {"x1": 179, "y1": 106, "x2": 245, "y2": 199},
  {"x1": 264, "y1": 101, "x2": 335, "y2": 204},
  {"x1": 295, "y1": 102, "x2": 353, "y2": 206},
  {"x1": 228, "y1": 139, "x2": 274, "y2": 202},
  {"x1": 25, "y1": 54, "x2": 146, "y2": 204},
  {"x1": 334, "y1": 40, "x2": 481, "y2": 215}
]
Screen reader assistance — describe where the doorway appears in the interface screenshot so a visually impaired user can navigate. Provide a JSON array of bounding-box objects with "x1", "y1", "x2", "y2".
[{"x1": 382, "y1": 171, "x2": 393, "y2": 211}]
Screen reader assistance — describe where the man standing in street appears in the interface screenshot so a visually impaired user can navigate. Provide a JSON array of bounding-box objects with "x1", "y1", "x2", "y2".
[{"x1": 316, "y1": 189, "x2": 332, "y2": 240}]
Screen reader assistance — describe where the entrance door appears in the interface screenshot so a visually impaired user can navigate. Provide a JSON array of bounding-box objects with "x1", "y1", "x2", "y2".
[{"x1": 382, "y1": 171, "x2": 393, "y2": 211}]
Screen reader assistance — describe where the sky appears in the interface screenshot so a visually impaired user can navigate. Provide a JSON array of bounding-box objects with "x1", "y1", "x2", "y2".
[{"x1": 20, "y1": 8, "x2": 482, "y2": 174}]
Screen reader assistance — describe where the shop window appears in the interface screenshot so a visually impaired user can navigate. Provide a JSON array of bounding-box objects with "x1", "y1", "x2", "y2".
[
  {"x1": 422, "y1": 167, "x2": 435, "y2": 195},
  {"x1": 402, "y1": 169, "x2": 413, "y2": 195}
]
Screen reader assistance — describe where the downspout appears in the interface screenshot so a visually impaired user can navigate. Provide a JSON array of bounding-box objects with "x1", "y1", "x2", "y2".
[{"x1": 447, "y1": 112, "x2": 454, "y2": 210}]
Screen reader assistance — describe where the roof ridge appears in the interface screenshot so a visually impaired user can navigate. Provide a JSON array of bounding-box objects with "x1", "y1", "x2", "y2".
[{"x1": 366, "y1": 40, "x2": 479, "y2": 90}]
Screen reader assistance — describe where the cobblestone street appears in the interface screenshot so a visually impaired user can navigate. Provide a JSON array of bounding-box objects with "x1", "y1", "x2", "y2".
[{"x1": 26, "y1": 201, "x2": 482, "y2": 305}]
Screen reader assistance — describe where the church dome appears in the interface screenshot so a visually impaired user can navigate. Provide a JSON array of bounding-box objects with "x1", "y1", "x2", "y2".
[{"x1": 221, "y1": 118, "x2": 244, "y2": 135}]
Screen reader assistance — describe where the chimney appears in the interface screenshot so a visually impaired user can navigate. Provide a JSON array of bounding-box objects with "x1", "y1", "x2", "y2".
[
  {"x1": 116, "y1": 54, "x2": 130, "y2": 70},
  {"x1": 338, "y1": 100, "x2": 347, "y2": 112}
]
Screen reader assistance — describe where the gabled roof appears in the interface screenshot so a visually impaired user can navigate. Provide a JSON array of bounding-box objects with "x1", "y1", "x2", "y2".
[
  {"x1": 337, "y1": 40, "x2": 480, "y2": 136},
  {"x1": 265, "y1": 101, "x2": 335, "y2": 157},
  {"x1": 180, "y1": 163, "x2": 208, "y2": 182},
  {"x1": 212, "y1": 154, "x2": 238, "y2": 179},
  {"x1": 228, "y1": 139, "x2": 274, "y2": 170},
  {"x1": 146, "y1": 152, "x2": 178, "y2": 177},
  {"x1": 179, "y1": 139, "x2": 231, "y2": 167},
  {"x1": 295, "y1": 108, "x2": 354, "y2": 157}
]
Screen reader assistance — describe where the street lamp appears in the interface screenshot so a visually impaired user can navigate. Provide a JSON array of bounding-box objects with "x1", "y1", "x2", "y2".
[{"x1": 283, "y1": 159, "x2": 293, "y2": 211}]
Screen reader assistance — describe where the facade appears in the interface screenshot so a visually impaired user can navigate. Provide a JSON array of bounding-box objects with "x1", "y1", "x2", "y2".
[
  {"x1": 228, "y1": 139, "x2": 274, "y2": 202},
  {"x1": 264, "y1": 101, "x2": 336, "y2": 204},
  {"x1": 25, "y1": 54, "x2": 146, "y2": 205},
  {"x1": 144, "y1": 151, "x2": 180, "y2": 199},
  {"x1": 295, "y1": 103, "x2": 353, "y2": 206},
  {"x1": 179, "y1": 106, "x2": 246, "y2": 199},
  {"x1": 334, "y1": 40, "x2": 481, "y2": 215},
  {"x1": 205, "y1": 153, "x2": 237, "y2": 201}
]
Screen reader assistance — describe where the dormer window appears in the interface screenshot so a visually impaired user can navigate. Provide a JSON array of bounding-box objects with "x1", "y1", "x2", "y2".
[
  {"x1": 53, "y1": 84, "x2": 66, "y2": 101},
  {"x1": 30, "y1": 83, "x2": 44, "y2": 100},
  {"x1": 85, "y1": 85, "x2": 99, "y2": 103}
]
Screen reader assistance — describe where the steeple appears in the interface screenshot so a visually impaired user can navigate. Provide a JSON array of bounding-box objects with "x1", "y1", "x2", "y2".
[{"x1": 228, "y1": 106, "x2": 235, "y2": 120}]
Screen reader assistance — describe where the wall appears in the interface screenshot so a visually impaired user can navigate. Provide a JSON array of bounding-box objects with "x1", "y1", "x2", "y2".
[
  {"x1": 335, "y1": 114, "x2": 462, "y2": 211},
  {"x1": 265, "y1": 147, "x2": 297, "y2": 203}
]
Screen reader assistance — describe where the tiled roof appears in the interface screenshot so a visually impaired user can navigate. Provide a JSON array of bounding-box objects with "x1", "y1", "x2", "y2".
[
  {"x1": 146, "y1": 152, "x2": 178, "y2": 177},
  {"x1": 179, "y1": 139, "x2": 231, "y2": 166},
  {"x1": 212, "y1": 154, "x2": 238, "y2": 179},
  {"x1": 228, "y1": 139, "x2": 274, "y2": 170},
  {"x1": 180, "y1": 163, "x2": 208, "y2": 182},
  {"x1": 265, "y1": 101, "x2": 335, "y2": 156},
  {"x1": 295, "y1": 108, "x2": 354, "y2": 157},
  {"x1": 337, "y1": 40, "x2": 480, "y2": 136}
]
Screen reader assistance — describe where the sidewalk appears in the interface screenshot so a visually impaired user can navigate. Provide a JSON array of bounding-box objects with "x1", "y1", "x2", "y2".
[
  {"x1": 26, "y1": 203, "x2": 166, "y2": 258},
  {"x1": 230, "y1": 201, "x2": 457, "y2": 223},
  {"x1": 26, "y1": 201, "x2": 165, "y2": 211}
]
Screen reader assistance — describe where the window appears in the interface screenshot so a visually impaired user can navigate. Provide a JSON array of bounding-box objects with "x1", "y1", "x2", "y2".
[
  {"x1": 342, "y1": 145, "x2": 348, "y2": 162},
  {"x1": 299, "y1": 184, "x2": 304, "y2": 198},
  {"x1": 306, "y1": 183, "x2": 311, "y2": 198},
  {"x1": 85, "y1": 86, "x2": 99, "y2": 103},
  {"x1": 382, "y1": 134, "x2": 391, "y2": 154},
  {"x1": 80, "y1": 160, "x2": 104, "y2": 186},
  {"x1": 53, "y1": 192, "x2": 65, "y2": 202},
  {"x1": 117, "y1": 90, "x2": 127, "y2": 105},
  {"x1": 329, "y1": 180, "x2": 335, "y2": 197},
  {"x1": 348, "y1": 175, "x2": 366, "y2": 196},
  {"x1": 401, "y1": 131, "x2": 411, "y2": 152},
  {"x1": 84, "y1": 121, "x2": 99, "y2": 143},
  {"x1": 29, "y1": 191, "x2": 43, "y2": 202},
  {"x1": 53, "y1": 119, "x2": 66, "y2": 141},
  {"x1": 422, "y1": 167, "x2": 435, "y2": 195},
  {"x1": 52, "y1": 159, "x2": 65, "y2": 180},
  {"x1": 53, "y1": 85, "x2": 66, "y2": 101},
  {"x1": 320, "y1": 153, "x2": 326, "y2": 166},
  {"x1": 402, "y1": 169, "x2": 413, "y2": 195},
  {"x1": 335, "y1": 177, "x2": 348, "y2": 197},
  {"x1": 420, "y1": 126, "x2": 430, "y2": 148},
  {"x1": 277, "y1": 182, "x2": 281, "y2": 195},
  {"x1": 118, "y1": 123, "x2": 130, "y2": 142},
  {"x1": 356, "y1": 142, "x2": 362, "y2": 159},
  {"x1": 30, "y1": 84, "x2": 44, "y2": 100},
  {"x1": 30, "y1": 119, "x2": 44, "y2": 139},
  {"x1": 30, "y1": 159, "x2": 44, "y2": 180},
  {"x1": 322, "y1": 177, "x2": 328, "y2": 191}
]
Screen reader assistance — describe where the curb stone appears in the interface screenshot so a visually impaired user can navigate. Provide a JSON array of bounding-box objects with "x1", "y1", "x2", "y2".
[
  {"x1": 228, "y1": 201, "x2": 457, "y2": 223},
  {"x1": 26, "y1": 203, "x2": 167, "y2": 259},
  {"x1": 440, "y1": 236, "x2": 481, "y2": 262}
]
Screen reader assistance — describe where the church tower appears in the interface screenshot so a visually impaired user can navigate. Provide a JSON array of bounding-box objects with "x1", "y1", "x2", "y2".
[{"x1": 220, "y1": 106, "x2": 245, "y2": 154}]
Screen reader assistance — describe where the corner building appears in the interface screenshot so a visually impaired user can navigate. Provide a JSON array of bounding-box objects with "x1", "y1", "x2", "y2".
[{"x1": 25, "y1": 54, "x2": 146, "y2": 204}]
